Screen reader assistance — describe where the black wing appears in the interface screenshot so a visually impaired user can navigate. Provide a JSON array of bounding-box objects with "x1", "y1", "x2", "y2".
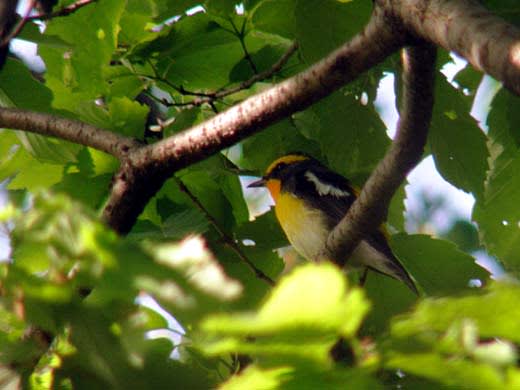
[{"x1": 286, "y1": 162, "x2": 357, "y2": 228}]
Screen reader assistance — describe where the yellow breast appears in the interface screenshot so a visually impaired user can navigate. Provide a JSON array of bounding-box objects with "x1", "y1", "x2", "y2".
[{"x1": 274, "y1": 191, "x2": 329, "y2": 261}]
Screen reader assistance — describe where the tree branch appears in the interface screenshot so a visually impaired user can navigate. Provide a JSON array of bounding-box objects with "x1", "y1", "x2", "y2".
[
  {"x1": 326, "y1": 43, "x2": 437, "y2": 265},
  {"x1": 378, "y1": 0, "x2": 520, "y2": 95},
  {"x1": 102, "y1": 6, "x2": 407, "y2": 233},
  {"x1": 29, "y1": 0, "x2": 96, "y2": 20},
  {"x1": 0, "y1": 108, "x2": 141, "y2": 158}
]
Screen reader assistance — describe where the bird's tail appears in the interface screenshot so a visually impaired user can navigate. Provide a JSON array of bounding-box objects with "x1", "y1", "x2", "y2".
[
  {"x1": 350, "y1": 238, "x2": 419, "y2": 295},
  {"x1": 371, "y1": 255, "x2": 419, "y2": 295}
]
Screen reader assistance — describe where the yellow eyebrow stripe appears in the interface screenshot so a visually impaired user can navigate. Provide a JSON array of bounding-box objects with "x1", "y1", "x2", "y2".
[{"x1": 265, "y1": 154, "x2": 309, "y2": 175}]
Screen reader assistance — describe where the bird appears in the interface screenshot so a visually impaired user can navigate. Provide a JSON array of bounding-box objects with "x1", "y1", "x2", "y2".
[{"x1": 248, "y1": 152, "x2": 418, "y2": 294}]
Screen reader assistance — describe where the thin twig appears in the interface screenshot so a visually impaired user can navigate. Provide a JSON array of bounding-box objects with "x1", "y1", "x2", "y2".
[
  {"x1": 0, "y1": 0, "x2": 36, "y2": 48},
  {"x1": 174, "y1": 177, "x2": 275, "y2": 287},
  {"x1": 163, "y1": 42, "x2": 299, "y2": 108},
  {"x1": 230, "y1": 18, "x2": 258, "y2": 74},
  {"x1": 207, "y1": 42, "x2": 299, "y2": 100},
  {"x1": 136, "y1": 42, "x2": 297, "y2": 111},
  {"x1": 29, "y1": 0, "x2": 96, "y2": 20},
  {"x1": 177, "y1": 86, "x2": 214, "y2": 98},
  {"x1": 208, "y1": 101, "x2": 219, "y2": 114}
]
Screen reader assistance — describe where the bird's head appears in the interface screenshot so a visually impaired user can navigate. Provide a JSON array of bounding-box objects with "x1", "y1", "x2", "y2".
[{"x1": 248, "y1": 153, "x2": 312, "y2": 201}]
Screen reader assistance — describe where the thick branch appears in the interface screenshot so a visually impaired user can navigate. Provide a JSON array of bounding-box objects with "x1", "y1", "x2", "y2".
[
  {"x1": 326, "y1": 43, "x2": 437, "y2": 265},
  {"x1": 0, "y1": 108, "x2": 141, "y2": 158},
  {"x1": 102, "y1": 6, "x2": 408, "y2": 233},
  {"x1": 378, "y1": 0, "x2": 520, "y2": 95}
]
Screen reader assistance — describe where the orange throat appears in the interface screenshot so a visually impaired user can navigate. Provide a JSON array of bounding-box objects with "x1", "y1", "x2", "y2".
[{"x1": 266, "y1": 179, "x2": 281, "y2": 202}]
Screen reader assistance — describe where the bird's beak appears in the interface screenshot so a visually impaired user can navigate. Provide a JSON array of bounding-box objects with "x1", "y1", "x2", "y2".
[{"x1": 248, "y1": 177, "x2": 266, "y2": 188}]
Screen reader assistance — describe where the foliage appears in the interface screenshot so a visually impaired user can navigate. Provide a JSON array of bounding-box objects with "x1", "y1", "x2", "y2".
[{"x1": 0, "y1": 0, "x2": 518, "y2": 388}]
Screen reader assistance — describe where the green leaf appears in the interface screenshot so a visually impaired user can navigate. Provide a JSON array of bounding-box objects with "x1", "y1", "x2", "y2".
[
  {"x1": 295, "y1": 0, "x2": 372, "y2": 64},
  {"x1": 0, "y1": 59, "x2": 52, "y2": 111},
  {"x1": 53, "y1": 172, "x2": 112, "y2": 209},
  {"x1": 177, "y1": 169, "x2": 238, "y2": 234},
  {"x1": 0, "y1": 139, "x2": 63, "y2": 190},
  {"x1": 453, "y1": 63, "x2": 483, "y2": 96},
  {"x1": 218, "y1": 171, "x2": 250, "y2": 225},
  {"x1": 128, "y1": 208, "x2": 209, "y2": 241},
  {"x1": 391, "y1": 234, "x2": 490, "y2": 296},
  {"x1": 40, "y1": 0, "x2": 126, "y2": 109},
  {"x1": 429, "y1": 77, "x2": 488, "y2": 198},
  {"x1": 211, "y1": 243, "x2": 282, "y2": 313},
  {"x1": 74, "y1": 98, "x2": 148, "y2": 138},
  {"x1": 473, "y1": 152, "x2": 520, "y2": 273},
  {"x1": 152, "y1": 238, "x2": 243, "y2": 301},
  {"x1": 222, "y1": 365, "x2": 381, "y2": 390},
  {"x1": 119, "y1": 0, "x2": 160, "y2": 48},
  {"x1": 362, "y1": 272, "x2": 417, "y2": 336},
  {"x1": 473, "y1": 89, "x2": 520, "y2": 274},
  {"x1": 154, "y1": 0, "x2": 204, "y2": 19},
  {"x1": 391, "y1": 281, "x2": 520, "y2": 343},
  {"x1": 385, "y1": 352, "x2": 507, "y2": 389},
  {"x1": 252, "y1": 0, "x2": 296, "y2": 39},
  {"x1": 241, "y1": 119, "x2": 321, "y2": 171},
  {"x1": 387, "y1": 182, "x2": 406, "y2": 231},
  {"x1": 236, "y1": 210, "x2": 288, "y2": 250},
  {"x1": 0, "y1": 59, "x2": 81, "y2": 164},
  {"x1": 105, "y1": 66, "x2": 144, "y2": 99},
  {"x1": 163, "y1": 107, "x2": 203, "y2": 137},
  {"x1": 152, "y1": 13, "x2": 245, "y2": 90},
  {"x1": 385, "y1": 282, "x2": 520, "y2": 388},
  {"x1": 17, "y1": 133, "x2": 80, "y2": 164},
  {"x1": 443, "y1": 220, "x2": 480, "y2": 253},
  {"x1": 258, "y1": 263, "x2": 369, "y2": 337},
  {"x1": 16, "y1": 20, "x2": 70, "y2": 48},
  {"x1": 162, "y1": 208, "x2": 210, "y2": 238},
  {"x1": 308, "y1": 92, "x2": 390, "y2": 177},
  {"x1": 204, "y1": 0, "x2": 238, "y2": 15},
  {"x1": 202, "y1": 263, "x2": 370, "y2": 362}
]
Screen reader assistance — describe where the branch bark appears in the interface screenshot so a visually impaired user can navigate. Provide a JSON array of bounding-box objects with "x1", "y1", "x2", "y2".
[
  {"x1": 326, "y1": 43, "x2": 437, "y2": 265},
  {"x1": 379, "y1": 0, "x2": 520, "y2": 95},
  {"x1": 102, "y1": 5, "x2": 407, "y2": 233},
  {"x1": 0, "y1": 108, "x2": 141, "y2": 159}
]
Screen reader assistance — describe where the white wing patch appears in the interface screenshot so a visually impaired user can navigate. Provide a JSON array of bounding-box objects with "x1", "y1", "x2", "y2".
[{"x1": 304, "y1": 171, "x2": 351, "y2": 197}]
